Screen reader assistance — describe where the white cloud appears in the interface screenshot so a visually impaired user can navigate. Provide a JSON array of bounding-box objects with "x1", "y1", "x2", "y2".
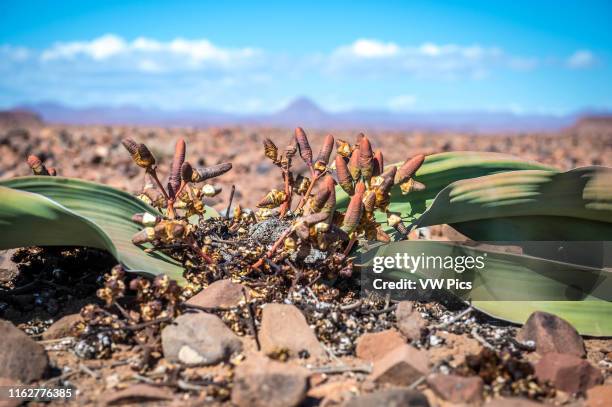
[
  {"x1": 329, "y1": 39, "x2": 507, "y2": 79},
  {"x1": 349, "y1": 39, "x2": 399, "y2": 58},
  {"x1": 42, "y1": 34, "x2": 128, "y2": 61},
  {"x1": 388, "y1": 94, "x2": 417, "y2": 111},
  {"x1": 39, "y1": 34, "x2": 260, "y2": 69},
  {"x1": 567, "y1": 50, "x2": 595, "y2": 69}
]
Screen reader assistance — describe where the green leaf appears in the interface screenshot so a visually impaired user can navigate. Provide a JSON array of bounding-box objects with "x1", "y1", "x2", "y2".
[
  {"x1": 356, "y1": 241, "x2": 612, "y2": 336},
  {"x1": 335, "y1": 151, "x2": 557, "y2": 232},
  {"x1": 0, "y1": 176, "x2": 219, "y2": 284},
  {"x1": 416, "y1": 166, "x2": 612, "y2": 241}
]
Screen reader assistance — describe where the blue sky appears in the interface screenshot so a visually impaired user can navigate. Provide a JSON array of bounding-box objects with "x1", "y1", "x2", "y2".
[{"x1": 1, "y1": 0, "x2": 611, "y2": 113}]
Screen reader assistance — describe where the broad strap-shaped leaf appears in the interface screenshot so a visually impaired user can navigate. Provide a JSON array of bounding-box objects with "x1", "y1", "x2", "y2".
[
  {"x1": 416, "y1": 166, "x2": 612, "y2": 241},
  {"x1": 356, "y1": 240, "x2": 612, "y2": 336},
  {"x1": 0, "y1": 176, "x2": 218, "y2": 284}
]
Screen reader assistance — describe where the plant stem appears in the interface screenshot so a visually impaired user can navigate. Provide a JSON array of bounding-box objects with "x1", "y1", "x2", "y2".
[
  {"x1": 251, "y1": 226, "x2": 293, "y2": 270},
  {"x1": 279, "y1": 170, "x2": 292, "y2": 218},
  {"x1": 294, "y1": 170, "x2": 325, "y2": 212},
  {"x1": 146, "y1": 168, "x2": 169, "y2": 201},
  {"x1": 225, "y1": 185, "x2": 236, "y2": 218}
]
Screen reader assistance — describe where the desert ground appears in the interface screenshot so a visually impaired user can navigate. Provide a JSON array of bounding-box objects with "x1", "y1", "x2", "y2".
[{"x1": 0, "y1": 113, "x2": 611, "y2": 406}]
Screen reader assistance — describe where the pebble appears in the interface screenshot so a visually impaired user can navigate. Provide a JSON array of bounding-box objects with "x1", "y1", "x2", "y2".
[
  {"x1": 0, "y1": 319, "x2": 49, "y2": 382},
  {"x1": 232, "y1": 355, "x2": 309, "y2": 407},
  {"x1": 534, "y1": 352, "x2": 603, "y2": 394},
  {"x1": 185, "y1": 279, "x2": 245, "y2": 308},
  {"x1": 355, "y1": 329, "x2": 405, "y2": 362},
  {"x1": 516, "y1": 311, "x2": 586, "y2": 357},
  {"x1": 259, "y1": 303, "x2": 325, "y2": 359},
  {"x1": 371, "y1": 344, "x2": 429, "y2": 386},
  {"x1": 395, "y1": 301, "x2": 427, "y2": 341},
  {"x1": 427, "y1": 373, "x2": 484, "y2": 404},
  {"x1": 342, "y1": 388, "x2": 430, "y2": 407},
  {"x1": 161, "y1": 312, "x2": 242, "y2": 365}
]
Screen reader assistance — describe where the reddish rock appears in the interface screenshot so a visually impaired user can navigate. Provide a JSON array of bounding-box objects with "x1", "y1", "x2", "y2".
[
  {"x1": 232, "y1": 355, "x2": 309, "y2": 407},
  {"x1": 534, "y1": 352, "x2": 602, "y2": 394},
  {"x1": 355, "y1": 329, "x2": 405, "y2": 362},
  {"x1": 307, "y1": 379, "x2": 358, "y2": 400},
  {"x1": 586, "y1": 385, "x2": 612, "y2": 407},
  {"x1": 0, "y1": 320, "x2": 49, "y2": 383},
  {"x1": 483, "y1": 398, "x2": 551, "y2": 407},
  {"x1": 427, "y1": 373, "x2": 483, "y2": 404},
  {"x1": 259, "y1": 303, "x2": 325, "y2": 359},
  {"x1": 42, "y1": 313, "x2": 83, "y2": 340},
  {"x1": 516, "y1": 311, "x2": 585, "y2": 357},
  {"x1": 101, "y1": 384, "x2": 173, "y2": 405},
  {"x1": 186, "y1": 279, "x2": 245, "y2": 308},
  {"x1": 395, "y1": 301, "x2": 427, "y2": 341},
  {"x1": 0, "y1": 377, "x2": 21, "y2": 407},
  {"x1": 343, "y1": 389, "x2": 430, "y2": 407},
  {"x1": 371, "y1": 344, "x2": 429, "y2": 386}
]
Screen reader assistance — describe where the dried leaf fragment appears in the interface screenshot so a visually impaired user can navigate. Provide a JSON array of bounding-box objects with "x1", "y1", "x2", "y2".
[
  {"x1": 336, "y1": 139, "x2": 352, "y2": 158},
  {"x1": 263, "y1": 138, "x2": 278, "y2": 163},
  {"x1": 257, "y1": 189, "x2": 287, "y2": 209},
  {"x1": 400, "y1": 178, "x2": 426, "y2": 195}
]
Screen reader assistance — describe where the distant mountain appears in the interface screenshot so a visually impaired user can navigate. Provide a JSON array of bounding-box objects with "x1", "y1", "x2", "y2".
[
  {"x1": 15, "y1": 98, "x2": 610, "y2": 132},
  {"x1": 0, "y1": 109, "x2": 44, "y2": 129}
]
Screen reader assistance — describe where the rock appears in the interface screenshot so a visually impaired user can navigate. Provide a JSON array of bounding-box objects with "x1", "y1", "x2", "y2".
[
  {"x1": 0, "y1": 320, "x2": 49, "y2": 382},
  {"x1": 307, "y1": 379, "x2": 358, "y2": 400},
  {"x1": 586, "y1": 385, "x2": 612, "y2": 407},
  {"x1": 232, "y1": 355, "x2": 309, "y2": 407},
  {"x1": 343, "y1": 389, "x2": 430, "y2": 407},
  {"x1": 0, "y1": 249, "x2": 19, "y2": 285},
  {"x1": 186, "y1": 279, "x2": 245, "y2": 308},
  {"x1": 371, "y1": 344, "x2": 429, "y2": 386},
  {"x1": 516, "y1": 311, "x2": 585, "y2": 357},
  {"x1": 161, "y1": 312, "x2": 242, "y2": 365},
  {"x1": 534, "y1": 352, "x2": 602, "y2": 394},
  {"x1": 0, "y1": 377, "x2": 21, "y2": 407},
  {"x1": 427, "y1": 373, "x2": 484, "y2": 404},
  {"x1": 101, "y1": 384, "x2": 173, "y2": 405},
  {"x1": 355, "y1": 329, "x2": 405, "y2": 362},
  {"x1": 428, "y1": 331, "x2": 483, "y2": 367},
  {"x1": 42, "y1": 313, "x2": 83, "y2": 340},
  {"x1": 483, "y1": 398, "x2": 551, "y2": 407},
  {"x1": 395, "y1": 301, "x2": 427, "y2": 341},
  {"x1": 259, "y1": 303, "x2": 325, "y2": 359}
]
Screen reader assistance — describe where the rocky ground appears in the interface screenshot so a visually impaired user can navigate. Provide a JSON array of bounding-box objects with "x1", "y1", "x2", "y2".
[{"x1": 0, "y1": 115, "x2": 611, "y2": 406}]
